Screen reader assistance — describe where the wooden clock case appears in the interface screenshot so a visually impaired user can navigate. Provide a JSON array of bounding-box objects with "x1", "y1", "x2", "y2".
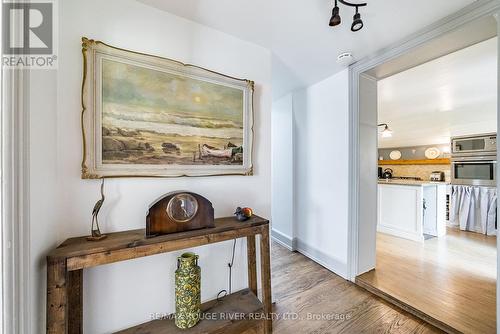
[{"x1": 146, "y1": 191, "x2": 214, "y2": 237}]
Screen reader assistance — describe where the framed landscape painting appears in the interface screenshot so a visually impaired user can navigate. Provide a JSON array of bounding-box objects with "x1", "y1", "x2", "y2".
[{"x1": 81, "y1": 37, "x2": 254, "y2": 178}]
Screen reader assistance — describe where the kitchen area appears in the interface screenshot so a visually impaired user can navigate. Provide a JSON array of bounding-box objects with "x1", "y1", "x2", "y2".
[
  {"x1": 357, "y1": 21, "x2": 498, "y2": 334},
  {"x1": 374, "y1": 36, "x2": 498, "y2": 244},
  {"x1": 371, "y1": 130, "x2": 498, "y2": 333},
  {"x1": 378, "y1": 133, "x2": 497, "y2": 242}
]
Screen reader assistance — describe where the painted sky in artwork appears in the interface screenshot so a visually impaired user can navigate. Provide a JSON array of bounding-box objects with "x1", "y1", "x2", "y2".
[{"x1": 101, "y1": 58, "x2": 244, "y2": 124}]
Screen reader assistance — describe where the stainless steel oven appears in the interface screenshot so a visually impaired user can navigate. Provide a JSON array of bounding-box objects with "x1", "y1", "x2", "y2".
[
  {"x1": 451, "y1": 156, "x2": 497, "y2": 186},
  {"x1": 451, "y1": 133, "x2": 496, "y2": 156},
  {"x1": 451, "y1": 133, "x2": 497, "y2": 186}
]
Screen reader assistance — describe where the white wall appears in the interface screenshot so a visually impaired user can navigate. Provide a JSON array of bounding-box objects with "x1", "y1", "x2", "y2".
[
  {"x1": 271, "y1": 93, "x2": 294, "y2": 249},
  {"x1": 357, "y1": 74, "x2": 378, "y2": 275},
  {"x1": 29, "y1": 0, "x2": 272, "y2": 332},
  {"x1": 293, "y1": 69, "x2": 349, "y2": 278},
  {"x1": 30, "y1": 70, "x2": 60, "y2": 332}
]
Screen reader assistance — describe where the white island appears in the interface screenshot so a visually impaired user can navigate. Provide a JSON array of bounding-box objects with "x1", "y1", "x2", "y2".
[{"x1": 378, "y1": 180, "x2": 448, "y2": 242}]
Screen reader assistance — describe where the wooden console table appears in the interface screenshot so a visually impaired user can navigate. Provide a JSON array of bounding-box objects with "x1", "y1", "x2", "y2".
[{"x1": 46, "y1": 216, "x2": 272, "y2": 334}]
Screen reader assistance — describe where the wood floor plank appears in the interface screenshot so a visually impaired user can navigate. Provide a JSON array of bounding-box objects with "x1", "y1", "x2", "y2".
[
  {"x1": 357, "y1": 228, "x2": 496, "y2": 334},
  {"x1": 271, "y1": 241, "x2": 442, "y2": 334}
]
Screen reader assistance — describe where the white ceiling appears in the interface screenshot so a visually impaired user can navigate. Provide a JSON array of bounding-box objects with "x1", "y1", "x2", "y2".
[
  {"x1": 366, "y1": 15, "x2": 497, "y2": 80},
  {"x1": 378, "y1": 37, "x2": 497, "y2": 149},
  {"x1": 136, "y1": 0, "x2": 272, "y2": 47},
  {"x1": 136, "y1": 0, "x2": 477, "y2": 99}
]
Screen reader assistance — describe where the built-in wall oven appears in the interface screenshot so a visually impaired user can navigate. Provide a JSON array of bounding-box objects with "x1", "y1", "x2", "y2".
[
  {"x1": 451, "y1": 133, "x2": 497, "y2": 186},
  {"x1": 451, "y1": 156, "x2": 496, "y2": 186}
]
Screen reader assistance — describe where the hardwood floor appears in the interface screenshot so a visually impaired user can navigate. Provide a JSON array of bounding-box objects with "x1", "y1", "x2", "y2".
[
  {"x1": 356, "y1": 228, "x2": 496, "y2": 334},
  {"x1": 270, "y1": 241, "x2": 442, "y2": 333}
]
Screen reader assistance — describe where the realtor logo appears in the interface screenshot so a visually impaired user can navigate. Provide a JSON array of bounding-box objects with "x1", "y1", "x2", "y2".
[{"x1": 2, "y1": 0, "x2": 58, "y2": 68}]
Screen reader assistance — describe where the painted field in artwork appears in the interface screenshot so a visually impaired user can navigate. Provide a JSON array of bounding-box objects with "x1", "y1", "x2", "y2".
[{"x1": 101, "y1": 58, "x2": 244, "y2": 165}]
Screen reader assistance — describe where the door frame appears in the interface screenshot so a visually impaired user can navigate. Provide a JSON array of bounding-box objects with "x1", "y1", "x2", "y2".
[
  {"x1": 1, "y1": 1, "x2": 32, "y2": 332},
  {"x1": 347, "y1": 0, "x2": 500, "y2": 327}
]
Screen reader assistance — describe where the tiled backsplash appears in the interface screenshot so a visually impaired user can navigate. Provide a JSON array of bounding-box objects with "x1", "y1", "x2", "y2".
[{"x1": 380, "y1": 164, "x2": 451, "y2": 182}]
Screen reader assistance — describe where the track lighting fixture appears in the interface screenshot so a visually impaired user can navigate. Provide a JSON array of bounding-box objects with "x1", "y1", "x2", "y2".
[
  {"x1": 351, "y1": 7, "x2": 363, "y2": 32},
  {"x1": 329, "y1": 0, "x2": 341, "y2": 27},
  {"x1": 329, "y1": 0, "x2": 367, "y2": 32}
]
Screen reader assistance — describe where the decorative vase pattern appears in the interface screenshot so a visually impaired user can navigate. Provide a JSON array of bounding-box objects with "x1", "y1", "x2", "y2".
[{"x1": 175, "y1": 252, "x2": 201, "y2": 329}]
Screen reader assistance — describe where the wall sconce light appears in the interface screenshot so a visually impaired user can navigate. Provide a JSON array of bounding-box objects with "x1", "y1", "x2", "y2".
[{"x1": 378, "y1": 123, "x2": 393, "y2": 138}]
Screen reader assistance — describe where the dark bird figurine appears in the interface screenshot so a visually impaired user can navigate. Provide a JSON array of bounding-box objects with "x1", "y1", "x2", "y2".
[
  {"x1": 87, "y1": 178, "x2": 107, "y2": 241},
  {"x1": 234, "y1": 207, "x2": 246, "y2": 221},
  {"x1": 234, "y1": 207, "x2": 253, "y2": 222}
]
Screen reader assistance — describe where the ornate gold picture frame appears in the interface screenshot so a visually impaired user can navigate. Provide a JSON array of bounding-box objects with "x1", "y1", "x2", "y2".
[{"x1": 81, "y1": 37, "x2": 254, "y2": 178}]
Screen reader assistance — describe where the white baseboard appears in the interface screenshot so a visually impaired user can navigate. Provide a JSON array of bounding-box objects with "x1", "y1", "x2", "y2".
[
  {"x1": 295, "y1": 238, "x2": 348, "y2": 279},
  {"x1": 271, "y1": 229, "x2": 295, "y2": 251},
  {"x1": 270, "y1": 231, "x2": 349, "y2": 280},
  {"x1": 377, "y1": 225, "x2": 424, "y2": 243}
]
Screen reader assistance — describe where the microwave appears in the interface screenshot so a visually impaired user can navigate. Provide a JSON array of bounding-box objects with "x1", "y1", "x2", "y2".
[
  {"x1": 451, "y1": 133, "x2": 497, "y2": 156},
  {"x1": 451, "y1": 156, "x2": 497, "y2": 186}
]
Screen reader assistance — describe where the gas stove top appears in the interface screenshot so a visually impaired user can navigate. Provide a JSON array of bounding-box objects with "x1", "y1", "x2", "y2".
[{"x1": 392, "y1": 176, "x2": 422, "y2": 181}]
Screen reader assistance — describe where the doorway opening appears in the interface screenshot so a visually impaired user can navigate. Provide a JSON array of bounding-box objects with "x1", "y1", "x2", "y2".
[{"x1": 349, "y1": 9, "x2": 499, "y2": 334}]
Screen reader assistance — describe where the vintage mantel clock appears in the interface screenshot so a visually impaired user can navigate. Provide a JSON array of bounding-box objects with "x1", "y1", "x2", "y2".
[{"x1": 146, "y1": 192, "x2": 215, "y2": 237}]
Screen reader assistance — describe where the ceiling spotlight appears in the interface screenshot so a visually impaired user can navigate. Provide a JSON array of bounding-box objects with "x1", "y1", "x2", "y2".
[
  {"x1": 329, "y1": 0, "x2": 341, "y2": 27},
  {"x1": 328, "y1": 0, "x2": 367, "y2": 32},
  {"x1": 351, "y1": 8, "x2": 363, "y2": 32}
]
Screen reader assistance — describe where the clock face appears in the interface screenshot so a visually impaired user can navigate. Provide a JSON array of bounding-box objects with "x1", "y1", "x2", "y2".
[{"x1": 166, "y1": 193, "x2": 199, "y2": 223}]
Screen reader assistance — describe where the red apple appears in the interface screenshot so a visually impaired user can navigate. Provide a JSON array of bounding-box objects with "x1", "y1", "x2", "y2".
[{"x1": 242, "y1": 207, "x2": 253, "y2": 217}]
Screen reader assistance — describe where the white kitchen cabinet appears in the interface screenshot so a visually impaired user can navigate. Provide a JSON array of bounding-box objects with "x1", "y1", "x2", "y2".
[
  {"x1": 378, "y1": 182, "x2": 447, "y2": 242},
  {"x1": 422, "y1": 185, "x2": 447, "y2": 237}
]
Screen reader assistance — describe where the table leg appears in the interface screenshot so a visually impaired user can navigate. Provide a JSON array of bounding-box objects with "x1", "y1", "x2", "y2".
[
  {"x1": 47, "y1": 258, "x2": 68, "y2": 334},
  {"x1": 259, "y1": 226, "x2": 272, "y2": 334},
  {"x1": 68, "y1": 270, "x2": 83, "y2": 334},
  {"x1": 247, "y1": 235, "x2": 258, "y2": 296}
]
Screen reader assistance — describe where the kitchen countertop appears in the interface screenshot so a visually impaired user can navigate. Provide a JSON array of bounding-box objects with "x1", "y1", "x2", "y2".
[{"x1": 378, "y1": 179, "x2": 450, "y2": 186}]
